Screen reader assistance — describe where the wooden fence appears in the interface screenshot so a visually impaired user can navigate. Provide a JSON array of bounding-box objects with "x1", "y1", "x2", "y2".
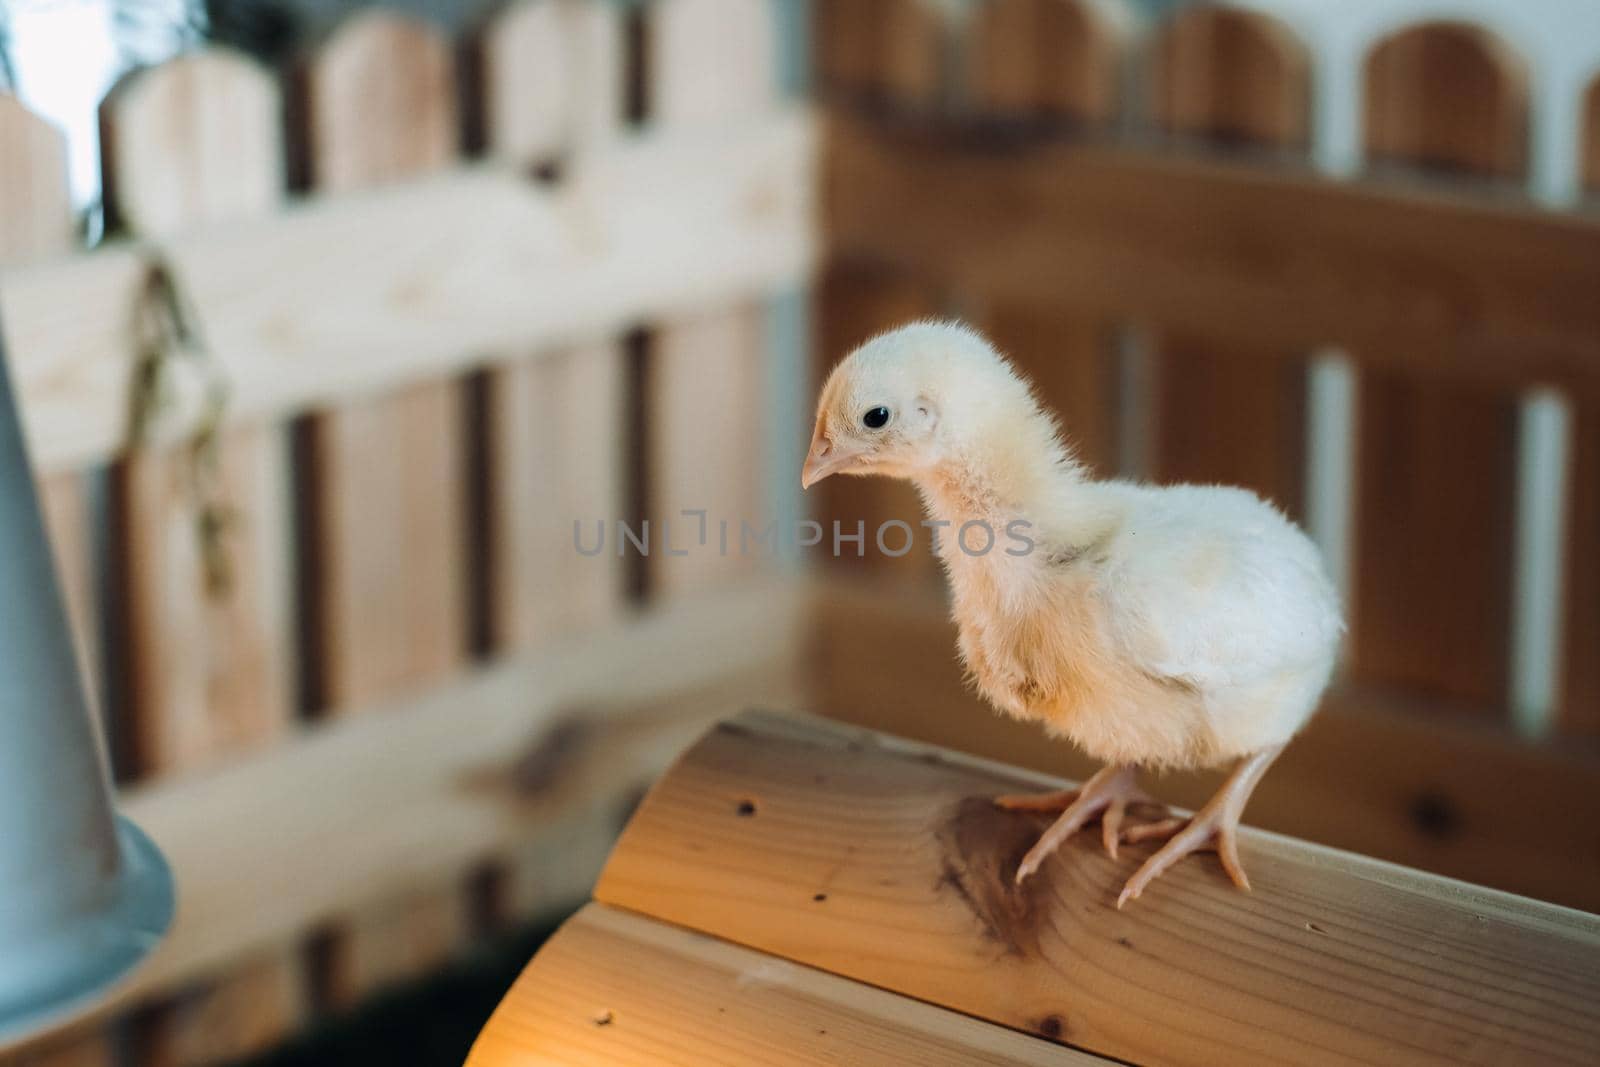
[
  {"x1": 2, "y1": 0, "x2": 806, "y2": 1062},
  {"x1": 1, "y1": 0, "x2": 1598, "y2": 1063}
]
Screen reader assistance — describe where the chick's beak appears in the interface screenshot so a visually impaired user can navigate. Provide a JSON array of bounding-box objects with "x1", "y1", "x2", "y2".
[{"x1": 801, "y1": 425, "x2": 863, "y2": 489}]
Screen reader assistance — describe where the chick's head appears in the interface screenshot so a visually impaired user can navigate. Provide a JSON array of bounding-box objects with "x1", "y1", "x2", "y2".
[{"x1": 802, "y1": 320, "x2": 1041, "y2": 489}]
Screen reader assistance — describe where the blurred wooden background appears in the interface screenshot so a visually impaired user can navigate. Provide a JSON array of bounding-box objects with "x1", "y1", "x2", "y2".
[{"x1": 1, "y1": 0, "x2": 1598, "y2": 1062}]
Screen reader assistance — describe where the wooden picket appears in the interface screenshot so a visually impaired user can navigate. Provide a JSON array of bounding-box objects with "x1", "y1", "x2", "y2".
[
  {"x1": 643, "y1": 0, "x2": 777, "y2": 598},
  {"x1": 814, "y1": 0, "x2": 944, "y2": 109},
  {"x1": 1145, "y1": 6, "x2": 1309, "y2": 514},
  {"x1": 290, "y1": 10, "x2": 469, "y2": 1005},
  {"x1": 470, "y1": 0, "x2": 627, "y2": 652},
  {"x1": 1350, "y1": 22, "x2": 1525, "y2": 712},
  {"x1": 99, "y1": 49, "x2": 303, "y2": 1065},
  {"x1": 1561, "y1": 75, "x2": 1600, "y2": 737},
  {"x1": 969, "y1": 0, "x2": 1123, "y2": 478},
  {"x1": 811, "y1": 0, "x2": 945, "y2": 584}
]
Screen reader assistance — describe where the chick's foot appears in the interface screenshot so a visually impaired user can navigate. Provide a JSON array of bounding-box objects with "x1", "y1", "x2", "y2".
[
  {"x1": 1116, "y1": 744, "x2": 1284, "y2": 909},
  {"x1": 1003, "y1": 765, "x2": 1168, "y2": 883}
]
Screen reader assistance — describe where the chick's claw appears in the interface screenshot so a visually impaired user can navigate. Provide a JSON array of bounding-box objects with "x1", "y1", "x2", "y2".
[{"x1": 1003, "y1": 765, "x2": 1168, "y2": 884}]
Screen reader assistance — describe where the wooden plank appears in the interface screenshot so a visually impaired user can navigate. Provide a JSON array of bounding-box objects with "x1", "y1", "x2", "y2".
[
  {"x1": 468, "y1": 904, "x2": 1107, "y2": 1066},
  {"x1": 1559, "y1": 75, "x2": 1600, "y2": 736},
  {"x1": 801, "y1": 579, "x2": 1600, "y2": 913},
  {"x1": 1350, "y1": 23, "x2": 1525, "y2": 709},
  {"x1": 823, "y1": 113, "x2": 1600, "y2": 391},
  {"x1": 5, "y1": 577, "x2": 807, "y2": 1057},
  {"x1": 1146, "y1": 6, "x2": 1308, "y2": 513},
  {"x1": 291, "y1": 9, "x2": 468, "y2": 1006},
  {"x1": 969, "y1": 0, "x2": 1122, "y2": 478},
  {"x1": 470, "y1": 0, "x2": 626, "y2": 654},
  {"x1": 643, "y1": 0, "x2": 777, "y2": 598},
  {"x1": 0, "y1": 96, "x2": 99, "y2": 707},
  {"x1": 1, "y1": 112, "x2": 815, "y2": 475},
  {"x1": 812, "y1": 0, "x2": 947, "y2": 583},
  {"x1": 597, "y1": 710, "x2": 1600, "y2": 1066},
  {"x1": 100, "y1": 49, "x2": 302, "y2": 1066}
]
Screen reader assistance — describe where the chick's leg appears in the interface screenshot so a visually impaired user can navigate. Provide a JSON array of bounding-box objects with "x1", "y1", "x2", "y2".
[
  {"x1": 1116, "y1": 744, "x2": 1284, "y2": 909},
  {"x1": 1002, "y1": 765, "x2": 1167, "y2": 884}
]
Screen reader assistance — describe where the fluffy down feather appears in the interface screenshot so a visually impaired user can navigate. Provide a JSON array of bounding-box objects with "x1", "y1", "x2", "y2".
[{"x1": 805, "y1": 321, "x2": 1342, "y2": 773}]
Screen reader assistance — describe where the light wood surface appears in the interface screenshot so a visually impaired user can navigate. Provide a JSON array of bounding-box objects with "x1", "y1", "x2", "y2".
[
  {"x1": 597, "y1": 709, "x2": 1600, "y2": 1066},
  {"x1": 969, "y1": 0, "x2": 1123, "y2": 479},
  {"x1": 1, "y1": 112, "x2": 815, "y2": 475},
  {"x1": 824, "y1": 113, "x2": 1600, "y2": 392},
  {"x1": 644, "y1": 0, "x2": 777, "y2": 598},
  {"x1": 1146, "y1": 6, "x2": 1308, "y2": 515},
  {"x1": 1351, "y1": 21, "x2": 1525, "y2": 712},
  {"x1": 468, "y1": 904, "x2": 1106, "y2": 1066},
  {"x1": 803, "y1": 578, "x2": 1600, "y2": 913},
  {"x1": 1559, "y1": 75, "x2": 1600, "y2": 736},
  {"x1": 100, "y1": 48, "x2": 302, "y2": 1066},
  {"x1": 4, "y1": 577, "x2": 806, "y2": 1057}
]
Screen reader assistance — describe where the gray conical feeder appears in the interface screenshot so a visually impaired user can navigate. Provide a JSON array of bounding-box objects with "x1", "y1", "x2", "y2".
[{"x1": 0, "y1": 329, "x2": 174, "y2": 1044}]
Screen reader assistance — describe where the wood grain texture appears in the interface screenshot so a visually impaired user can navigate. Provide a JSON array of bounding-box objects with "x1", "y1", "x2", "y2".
[
  {"x1": 969, "y1": 0, "x2": 1122, "y2": 480},
  {"x1": 824, "y1": 115, "x2": 1600, "y2": 390},
  {"x1": 99, "y1": 49, "x2": 302, "y2": 1065},
  {"x1": 814, "y1": 0, "x2": 944, "y2": 107},
  {"x1": 812, "y1": 0, "x2": 947, "y2": 584},
  {"x1": 802, "y1": 578, "x2": 1600, "y2": 913},
  {"x1": 468, "y1": 904, "x2": 1108, "y2": 1066},
  {"x1": 2, "y1": 113, "x2": 815, "y2": 474},
  {"x1": 1351, "y1": 22, "x2": 1525, "y2": 709},
  {"x1": 295, "y1": 10, "x2": 464, "y2": 712},
  {"x1": 0, "y1": 96, "x2": 100, "y2": 708},
  {"x1": 644, "y1": 0, "x2": 777, "y2": 598},
  {"x1": 1146, "y1": 6, "x2": 1308, "y2": 514},
  {"x1": 1559, "y1": 75, "x2": 1600, "y2": 735},
  {"x1": 7, "y1": 577, "x2": 805, "y2": 1056},
  {"x1": 292, "y1": 8, "x2": 466, "y2": 1007},
  {"x1": 597, "y1": 710, "x2": 1600, "y2": 1066}
]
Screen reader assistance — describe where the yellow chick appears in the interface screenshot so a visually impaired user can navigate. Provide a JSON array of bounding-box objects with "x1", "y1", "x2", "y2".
[{"x1": 802, "y1": 321, "x2": 1342, "y2": 907}]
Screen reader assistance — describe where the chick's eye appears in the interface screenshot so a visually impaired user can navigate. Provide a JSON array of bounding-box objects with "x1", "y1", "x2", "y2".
[{"x1": 862, "y1": 406, "x2": 891, "y2": 430}]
